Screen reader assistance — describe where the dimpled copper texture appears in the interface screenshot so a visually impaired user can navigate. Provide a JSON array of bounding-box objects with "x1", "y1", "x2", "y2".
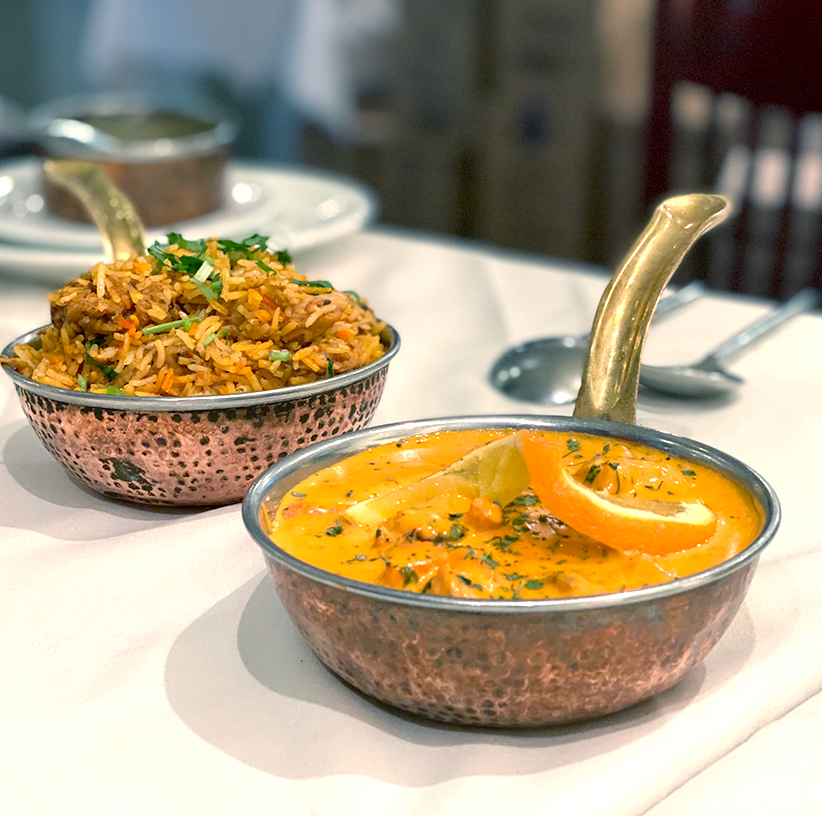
[
  {"x1": 266, "y1": 553, "x2": 755, "y2": 726},
  {"x1": 3, "y1": 326, "x2": 399, "y2": 506},
  {"x1": 242, "y1": 416, "x2": 780, "y2": 727}
]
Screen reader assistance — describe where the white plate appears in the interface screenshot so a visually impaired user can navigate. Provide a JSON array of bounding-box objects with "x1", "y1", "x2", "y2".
[{"x1": 0, "y1": 160, "x2": 378, "y2": 284}]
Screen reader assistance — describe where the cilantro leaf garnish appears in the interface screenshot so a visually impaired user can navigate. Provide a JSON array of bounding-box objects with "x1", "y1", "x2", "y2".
[
  {"x1": 165, "y1": 233, "x2": 206, "y2": 253},
  {"x1": 290, "y1": 278, "x2": 333, "y2": 290}
]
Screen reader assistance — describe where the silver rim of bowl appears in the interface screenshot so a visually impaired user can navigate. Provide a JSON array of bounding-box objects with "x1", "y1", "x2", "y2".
[
  {"x1": 1, "y1": 324, "x2": 400, "y2": 410},
  {"x1": 242, "y1": 414, "x2": 781, "y2": 614}
]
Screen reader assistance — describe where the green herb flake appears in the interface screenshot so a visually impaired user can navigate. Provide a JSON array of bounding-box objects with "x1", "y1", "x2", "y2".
[
  {"x1": 76, "y1": 374, "x2": 88, "y2": 391},
  {"x1": 84, "y1": 350, "x2": 117, "y2": 381},
  {"x1": 257, "y1": 260, "x2": 274, "y2": 273},
  {"x1": 584, "y1": 464, "x2": 602, "y2": 484},
  {"x1": 274, "y1": 249, "x2": 292, "y2": 264},
  {"x1": 489, "y1": 534, "x2": 520, "y2": 552},
  {"x1": 566, "y1": 439, "x2": 581, "y2": 452},
  {"x1": 457, "y1": 574, "x2": 484, "y2": 591},
  {"x1": 165, "y1": 233, "x2": 206, "y2": 253},
  {"x1": 449, "y1": 523, "x2": 466, "y2": 541},
  {"x1": 268, "y1": 349, "x2": 291, "y2": 362},
  {"x1": 290, "y1": 278, "x2": 334, "y2": 290},
  {"x1": 191, "y1": 277, "x2": 223, "y2": 301},
  {"x1": 525, "y1": 579, "x2": 544, "y2": 590},
  {"x1": 142, "y1": 316, "x2": 202, "y2": 336},
  {"x1": 325, "y1": 520, "x2": 344, "y2": 537},
  {"x1": 105, "y1": 386, "x2": 126, "y2": 395},
  {"x1": 217, "y1": 234, "x2": 270, "y2": 257},
  {"x1": 481, "y1": 553, "x2": 499, "y2": 570},
  {"x1": 400, "y1": 566, "x2": 419, "y2": 586},
  {"x1": 681, "y1": 469, "x2": 696, "y2": 477},
  {"x1": 326, "y1": 359, "x2": 334, "y2": 378},
  {"x1": 510, "y1": 494, "x2": 538, "y2": 506}
]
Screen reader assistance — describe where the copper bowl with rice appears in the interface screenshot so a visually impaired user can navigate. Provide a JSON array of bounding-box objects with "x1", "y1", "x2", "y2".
[{"x1": 1, "y1": 235, "x2": 399, "y2": 506}]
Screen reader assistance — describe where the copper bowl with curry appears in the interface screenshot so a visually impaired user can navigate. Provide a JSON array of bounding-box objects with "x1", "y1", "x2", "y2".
[{"x1": 242, "y1": 194, "x2": 781, "y2": 726}]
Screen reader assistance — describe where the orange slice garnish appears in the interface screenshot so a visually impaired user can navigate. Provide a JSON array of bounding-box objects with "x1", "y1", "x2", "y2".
[{"x1": 520, "y1": 432, "x2": 717, "y2": 555}]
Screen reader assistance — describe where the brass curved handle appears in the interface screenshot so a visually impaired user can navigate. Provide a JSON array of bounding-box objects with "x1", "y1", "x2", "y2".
[
  {"x1": 43, "y1": 159, "x2": 147, "y2": 262},
  {"x1": 574, "y1": 194, "x2": 730, "y2": 425}
]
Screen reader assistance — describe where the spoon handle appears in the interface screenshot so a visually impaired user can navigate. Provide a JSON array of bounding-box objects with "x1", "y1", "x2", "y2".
[
  {"x1": 705, "y1": 288, "x2": 820, "y2": 365},
  {"x1": 652, "y1": 280, "x2": 708, "y2": 319},
  {"x1": 42, "y1": 159, "x2": 147, "y2": 263}
]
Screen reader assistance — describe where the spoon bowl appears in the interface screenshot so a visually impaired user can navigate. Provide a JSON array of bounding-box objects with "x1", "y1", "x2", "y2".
[
  {"x1": 640, "y1": 288, "x2": 820, "y2": 398},
  {"x1": 490, "y1": 280, "x2": 707, "y2": 405}
]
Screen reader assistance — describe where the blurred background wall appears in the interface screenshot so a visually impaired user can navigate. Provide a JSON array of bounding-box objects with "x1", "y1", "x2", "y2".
[{"x1": 0, "y1": 0, "x2": 655, "y2": 270}]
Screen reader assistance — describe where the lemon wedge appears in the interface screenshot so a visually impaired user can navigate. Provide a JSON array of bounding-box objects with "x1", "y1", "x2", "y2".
[
  {"x1": 521, "y1": 432, "x2": 717, "y2": 555},
  {"x1": 345, "y1": 431, "x2": 530, "y2": 526}
]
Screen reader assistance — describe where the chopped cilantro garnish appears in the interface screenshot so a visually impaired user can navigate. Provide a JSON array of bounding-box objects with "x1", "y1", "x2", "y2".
[
  {"x1": 584, "y1": 464, "x2": 601, "y2": 484},
  {"x1": 681, "y1": 469, "x2": 696, "y2": 477},
  {"x1": 290, "y1": 278, "x2": 333, "y2": 289},
  {"x1": 105, "y1": 386, "x2": 126, "y2": 395},
  {"x1": 400, "y1": 566, "x2": 419, "y2": 586},
  {"x1": 148, "y1": 242, "x2": 204, "y2": 275},
  {"x1": 84, "y1": 350, "x2": 117, "y2": 381},
  {"x1": 165, "y1": 233, "x2": 206, "y2": 253},
  {"x1": 510, "y1": 494, "x2": 538, "y2": 506},
  {"x1": 449, "y1": 523, "x2": 466, "y2": 541},
  {"x1": 191, "y1": 277, "x2": 223, "y2": 301},
  {"x1": 274, "y1": 249, "x2": 292, "y2": 264},
  {"x1": 481, "y1": 553, "x2": 499, "y2": 570},
  {"x1": 566, "y1": 439, "x2": 581, "y2": 452},
  {"x1": 217, "y1": 234, "x2": 269, "y2": 256},
  {"x1": 257, "y1": 260, "x2": 274, "y2": 273},
  {"x1": 326, "y1": 520, "x2": 343, "y2": 536},
  {"x1": 326, "y1": 359, "x2": 334, "y2": 378},
  {"x1": 489, "y1": 534, "x2": 520, "y2": 551},
  {"x1": 457, "y1": 575, "x2": 483, "y2": 591},
  {"x1": 525, "y1": 579, "x2": 544, "y2": 590}
]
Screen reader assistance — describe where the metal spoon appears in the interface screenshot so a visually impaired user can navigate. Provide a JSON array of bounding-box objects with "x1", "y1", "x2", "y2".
[
  {"x1": 489, "y1": 280, "x2": 707, "y2": 405},
  {"x1": 639, "y1": 287, "x2": 820, "y2": 398}
]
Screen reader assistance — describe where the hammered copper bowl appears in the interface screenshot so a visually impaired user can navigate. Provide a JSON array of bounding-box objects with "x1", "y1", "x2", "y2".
[
  {"x1": 2, "y1": 325, "x2": 398, "y2": 506},
  {"x1": 242, "y1": 415, "x2": 780, "y2": 727}
]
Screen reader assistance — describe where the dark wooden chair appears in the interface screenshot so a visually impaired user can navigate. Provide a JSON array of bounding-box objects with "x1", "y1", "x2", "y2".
[{"x1": 644, "y1": 0, "x2": 822, "y2": 298}]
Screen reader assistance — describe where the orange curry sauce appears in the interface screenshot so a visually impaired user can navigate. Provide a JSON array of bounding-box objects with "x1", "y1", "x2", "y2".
[{"x1": 264, "y1": 429, "x2": 764, "y2": 599}]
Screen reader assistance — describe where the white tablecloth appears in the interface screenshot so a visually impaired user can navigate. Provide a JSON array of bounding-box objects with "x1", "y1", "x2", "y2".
[{"x1": 2, "y1": 226, "x2": 822, "y2": 815}]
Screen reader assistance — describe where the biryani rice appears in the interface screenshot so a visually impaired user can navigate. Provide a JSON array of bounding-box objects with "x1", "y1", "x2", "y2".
[{"x1": 1, "y1": 236, "x2": 387, "y2": 396}]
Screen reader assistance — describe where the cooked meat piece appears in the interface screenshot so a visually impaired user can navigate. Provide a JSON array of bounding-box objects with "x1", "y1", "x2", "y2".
[
  {"x1": 50, "y1": 279, "x2": 130, "y2": 335},
  {"x1": 132, "y1": 280, "x2": 175, "y2": 325}
]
